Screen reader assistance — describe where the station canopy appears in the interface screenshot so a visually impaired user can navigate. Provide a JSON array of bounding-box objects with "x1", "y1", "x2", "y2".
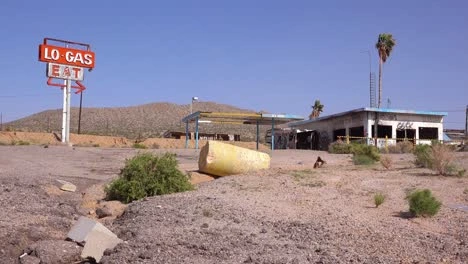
[
  {"x1": 181, "y1": 111, "x2": 304, "y2": 151},
  {"x1": 182, "y1": 111, "x2": 304, "y2": 125}
]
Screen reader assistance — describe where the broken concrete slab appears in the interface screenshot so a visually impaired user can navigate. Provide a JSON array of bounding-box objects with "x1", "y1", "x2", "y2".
[
  {"x1": 56, "y1": 179, "x2": 77, "y2": 192},
  {"x1": 81, "y1": 229, "x2": 122, "y2": 262},
  {"x1": 67, "y1": 216, "x2": 118, "y2": 243},
  {"x1": 67, "y1": 216, "x2": 122, "y2": 262}
]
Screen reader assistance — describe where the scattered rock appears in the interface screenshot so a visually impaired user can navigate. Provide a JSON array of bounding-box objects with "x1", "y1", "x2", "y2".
[
  {"x1": 189, "y1": 171, "x2": 216, "y2": 184},
  {"x1": 97, "y1": 201, "x2": 126, "y2": 219},
  {"x1": 19, "y1": 255, "x2": 40, "y2": 264},
  {"x1": 96, "y1": 206, "x2": 112, "y2": 218},
  {"x1": 29, "y1": 240, "x2": 81, "y2": 264},
  {"x1": 56, "y1": 180, "x2": 77, "y2": 192}
]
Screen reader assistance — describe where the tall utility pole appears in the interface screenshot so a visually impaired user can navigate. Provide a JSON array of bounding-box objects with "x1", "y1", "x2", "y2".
[{"x1": 465, "y1": 105, "x2": 468, "y2": 138}]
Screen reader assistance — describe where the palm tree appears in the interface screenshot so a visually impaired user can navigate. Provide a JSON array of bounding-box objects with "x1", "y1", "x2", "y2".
[
  {"x1": 375, "y1": 33, "x2": 396, "y2": 108},
  {"x1": 309, "y1": 100, "x2": 324, "y2": 120}
]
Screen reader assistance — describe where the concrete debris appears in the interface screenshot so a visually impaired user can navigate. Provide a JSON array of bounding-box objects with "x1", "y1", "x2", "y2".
[
  {"x1": 56, "y1": 179, "x2": 77, "y2": 192},
  {"x1": 81, "y1": 229, "x2": 122, "y2": 262},
  {"x1": 67, "y1": 216, "x2": 122, "y2": 262}
]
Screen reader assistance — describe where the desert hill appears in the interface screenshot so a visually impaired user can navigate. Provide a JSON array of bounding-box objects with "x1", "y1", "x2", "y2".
[{"x1": 4, "y1": 102, "x2": 271, "y2": 141}]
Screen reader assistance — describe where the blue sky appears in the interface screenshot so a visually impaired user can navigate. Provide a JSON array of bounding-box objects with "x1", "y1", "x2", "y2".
[{"x1": 0, "y1": 0, "x2": 466, "y2": 128}]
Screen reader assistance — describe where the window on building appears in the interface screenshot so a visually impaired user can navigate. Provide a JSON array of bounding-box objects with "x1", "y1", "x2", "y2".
[
  {"x1": 419, "y1": 127, "x2": 438, "y2": 140},
  {"x1": 333, "y1": 128, "x2": 346, "y2": 141},
  {"x1": 372, "y1": 125, "x2": 392, "y2": 138},
  {"x1": 349, "y1": 126, "x2": 364, "y2": 138},
  {"x1": 396, "y1": 129, "x2": 415, "y2": 142}
]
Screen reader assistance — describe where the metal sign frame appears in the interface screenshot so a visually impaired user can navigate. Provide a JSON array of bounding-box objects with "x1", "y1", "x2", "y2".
[{"x1": 38, "y1": 38, "x2": 94, "y2": 144}]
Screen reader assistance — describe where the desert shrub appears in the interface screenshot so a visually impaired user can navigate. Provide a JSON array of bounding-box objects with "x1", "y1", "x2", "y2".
[
  {"x1": 380, "y1": 155, "x2": 393, "y2": 169},
  {"x1": 92, "y1": 143, "x2": 100, "y2": 147},
  {"x1": 352, "y1": 144, "x2": 380, "y2": 162},
  {"x1": 329, "y1": 141, "x2": 380, "y2": 165},
  {"x1": 353, "y1": 154, "x2": 375, "y2": 165},
  {"x1": 414, "y1": 143, "x2": 463, "y2": 176},
  {"x1": 414, "y1": 144, "x2": 432, "y2": 168},
  {"x1": 387, "y1": 141, "x2": 414, "y2": 153},
  {"x1": 430, "y1": 144, "x2": 455, "y2": 175},
  {"x1": 374, "y1": 193, "x2": 385, "y2": 208},
  {"x1": 132, "y1": 143, "x2": 147, "y2": 149},
  {"x1": 328, "y1": 141, "x2": 353, "y2": 154},
  {"x1": 406, "y1": 189, "x2": 441, "y2": 217},
  {"x1": 105, "y1": 152, "x2": 193, "y2": 203}
]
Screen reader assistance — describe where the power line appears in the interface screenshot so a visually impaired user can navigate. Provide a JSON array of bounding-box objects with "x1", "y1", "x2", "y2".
[{"x1": 0, "y1": 93, "x2": 57, "y2": 98}]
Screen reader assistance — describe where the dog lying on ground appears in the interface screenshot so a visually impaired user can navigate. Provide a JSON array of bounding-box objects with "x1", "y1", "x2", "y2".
[{"x1": 314, "y1": 156, "x2": 326, "y2": 168}]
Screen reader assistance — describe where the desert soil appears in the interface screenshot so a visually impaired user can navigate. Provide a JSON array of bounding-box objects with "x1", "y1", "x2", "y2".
[{"x1": 0, "y1": 141, "x2": 467, "y2": 263}]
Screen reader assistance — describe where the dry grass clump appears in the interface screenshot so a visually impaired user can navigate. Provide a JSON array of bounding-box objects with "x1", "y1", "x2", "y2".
[
  {"x1": 380, "y1": 155, "x2": 393, "y2": 169},
  {"x1": 387, "y1": 141, "x2": 414, "y2": 153}
]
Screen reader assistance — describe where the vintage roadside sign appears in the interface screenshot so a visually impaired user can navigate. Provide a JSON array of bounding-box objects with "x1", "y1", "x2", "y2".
[
  {"x1": 47, "y1": 63, "x2": 84, "y2": 81},
  {"x1": 38, "y1": 38, "x2": 95, "y2": 145},
  {"x1": 39, "y1": 44, "x2": 95, "y2": 68}
]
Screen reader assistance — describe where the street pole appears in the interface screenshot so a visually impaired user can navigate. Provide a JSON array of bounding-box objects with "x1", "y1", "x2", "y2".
[{"x1": 78, "y1": 91, "x2": 83, "y2": 134}]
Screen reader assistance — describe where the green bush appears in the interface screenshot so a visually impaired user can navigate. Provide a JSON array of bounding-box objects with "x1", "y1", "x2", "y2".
[
  {"x1": 352, "y1": 144, "x2": 380, "y2": 162},
  {"x1": 132, "y1": 143, "x2": 147, "y2": 149},
  {"x1": 105, "y1": 152, "x2": 193, "y2": 203},
  {"x1": 406, "y1": 189, "x2": 441, "y2": 217},
  {"x1": 353, "y1": 154, "x2": 375, "y2": 165},
  {"x1": 328, "y1": 141, "x2": 353, "y2": 154},
  {"x1": 329, "y1": 141, "x2": 380, "y2": 165},
  {"x1": 374, "y1": 193, "x2": 385, "y2": 208},
  {"x1": 414, "y1": 144, "x2": 432, "y2": 168}
]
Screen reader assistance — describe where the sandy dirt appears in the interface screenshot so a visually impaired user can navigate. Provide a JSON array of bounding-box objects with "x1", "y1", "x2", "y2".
[
  {"x1": 1, "y1": 141, "x2": 467, "y2": 263},
  {"x1": 0, "y1": 131, "x2": 271, "y2": 152}
]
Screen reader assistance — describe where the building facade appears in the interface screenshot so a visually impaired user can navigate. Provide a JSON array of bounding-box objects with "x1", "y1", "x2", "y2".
[{"x1": 288, "y1": 108, "x2": 447, "y2": 150}]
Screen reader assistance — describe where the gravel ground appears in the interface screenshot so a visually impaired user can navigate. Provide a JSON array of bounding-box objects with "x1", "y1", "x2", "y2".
[{"x1": 1, "y1": 145, "x2": 467, "y2": 263}]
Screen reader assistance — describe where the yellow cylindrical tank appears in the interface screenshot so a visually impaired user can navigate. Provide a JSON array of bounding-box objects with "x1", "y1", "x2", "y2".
[{"x1": 198, "y1": 141, "x2": 271, "y2": 176}]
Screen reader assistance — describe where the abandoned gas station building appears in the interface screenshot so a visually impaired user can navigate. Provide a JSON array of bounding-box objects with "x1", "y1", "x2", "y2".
[{"x1": 288, "y1": 108, "x2": 447, "y2": 150}]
